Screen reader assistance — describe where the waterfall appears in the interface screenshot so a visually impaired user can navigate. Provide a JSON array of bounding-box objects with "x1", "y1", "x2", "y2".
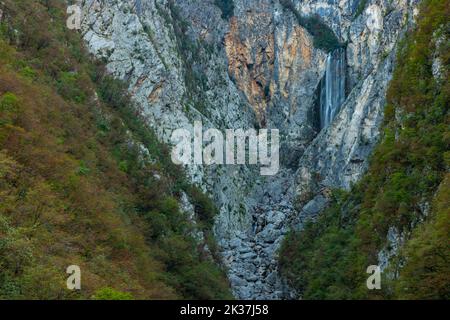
[{"x1": 319, "y1": 48, "x2": 346, "y2": 129}]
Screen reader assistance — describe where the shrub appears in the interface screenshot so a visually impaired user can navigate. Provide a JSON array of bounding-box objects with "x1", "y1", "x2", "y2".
[
  {"x1": 187, "y1": 186, "x2": 218, "y2": 228},
  {"x1": 0, "y1": 0, "x2": 230, "y2": 300},
  {"x1": 215, "y1": 0, "x2": 234, "y2": 20},
  {"x1": 0, "y1": 92, "x2": 21, "y2": 126},
  {"x1": 92, "y1": 287, "x2": 133, "y2": 300}
]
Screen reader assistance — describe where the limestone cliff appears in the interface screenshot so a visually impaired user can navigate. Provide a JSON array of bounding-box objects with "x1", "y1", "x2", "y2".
[{"x1": 80, "y1": 0, "x2": 421, "y2": 299}]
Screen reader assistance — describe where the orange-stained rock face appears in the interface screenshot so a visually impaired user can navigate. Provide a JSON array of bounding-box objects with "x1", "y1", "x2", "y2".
[
  {"x1": 225, "y1": 15, "x2": 274, "y2": 124},
  {"x1": 225, "y1": 14, "x2": 317, "y2": 125}
]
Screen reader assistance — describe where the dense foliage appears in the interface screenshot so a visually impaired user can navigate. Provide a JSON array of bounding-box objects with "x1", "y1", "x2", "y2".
[
  {"x1": 0, "y1": 0, "x2": 231, "y2": 299},
  {"x1": 280, "y1": 0, "x2": 342, "y2": 52},
  {"x1": 280, "y1": 0, "x2": 449, "y2": 299}
]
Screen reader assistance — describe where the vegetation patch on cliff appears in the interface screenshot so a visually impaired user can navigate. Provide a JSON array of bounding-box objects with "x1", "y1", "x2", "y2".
[
  {"x1": 280, "y1": 0, "x2": 342, "y2": 52},
  {"x1": 166, "y1": 0, "x2": 214, "y2": 115},
  {"x1": 354, "y1": 0, "x2": 368, "y2": 20}
]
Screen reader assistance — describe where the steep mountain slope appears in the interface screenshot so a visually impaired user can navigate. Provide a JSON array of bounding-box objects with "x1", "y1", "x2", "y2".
[
  {"x1": 280, "y1": 0, "x2": 449, "y2": 299},
  {"x1": 78, "y1": 0, "x2": 430, "y2": 299},
  {"x1": 0, "y1": 0, "x2": 231, "y2": 299}
]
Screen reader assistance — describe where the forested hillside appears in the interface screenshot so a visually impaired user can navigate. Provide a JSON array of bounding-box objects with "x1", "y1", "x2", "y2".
[
  {"x1": 0, "y1": 0, "x2": 231, "y2": 299},
  {"x1": 279, "y1": 0, "x2": 449, "y2": 299},
  {"x1": 0, "y1": 0, "x2": 448, "y2": 301}
]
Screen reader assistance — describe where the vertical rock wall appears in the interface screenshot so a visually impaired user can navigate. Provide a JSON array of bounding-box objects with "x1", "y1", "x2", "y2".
[{"x1": 80, "y1": 0, "x2": 420, "y2": 299}]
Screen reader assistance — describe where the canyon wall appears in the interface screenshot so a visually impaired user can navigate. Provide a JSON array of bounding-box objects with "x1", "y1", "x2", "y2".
[{"x1": 80, "y1": 0, "x2": 419, "y2": 299}]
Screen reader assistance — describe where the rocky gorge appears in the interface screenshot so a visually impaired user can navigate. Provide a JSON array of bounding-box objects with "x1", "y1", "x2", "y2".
[{"x1": 79, "y1": 0, "x2": 422, "y2": 299}]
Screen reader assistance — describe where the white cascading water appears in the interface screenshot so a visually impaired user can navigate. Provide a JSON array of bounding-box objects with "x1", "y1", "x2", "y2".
[{"x1": 319, "y1": 48, "x2": 346, "y2": 128}]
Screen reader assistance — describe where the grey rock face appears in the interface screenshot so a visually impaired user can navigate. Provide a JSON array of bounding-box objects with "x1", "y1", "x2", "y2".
[{"x1": 80, "y1": 0, "x2": 420, "y2": 299}]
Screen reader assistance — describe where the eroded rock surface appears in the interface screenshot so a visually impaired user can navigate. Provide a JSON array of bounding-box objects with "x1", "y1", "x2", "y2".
[{"x1": 80, "y1": 0, "x2": 420, "y2": 299}]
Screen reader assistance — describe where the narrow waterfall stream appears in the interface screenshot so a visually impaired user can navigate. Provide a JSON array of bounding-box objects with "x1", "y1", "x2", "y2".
[{"x1": 319, "y1": 48, "x2": 346, "y2": 128}]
